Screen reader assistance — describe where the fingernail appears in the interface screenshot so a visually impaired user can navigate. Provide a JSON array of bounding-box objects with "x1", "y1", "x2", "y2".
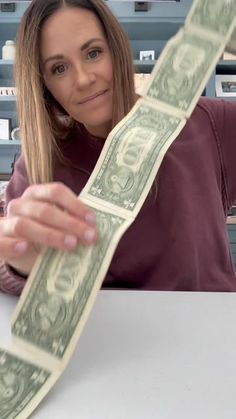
[
  {"x1": 15, "y1": 241, "x2": 28, "y2": 253},
  {"x1": 84, "y1": 228, "x2": 96, "y2": 243},
  {"x1": 64, "y1": 235, "x2": 77, "y2": 250},
  {"x1": 85, "y1": 212, "x2": 96, "y2": 226}
]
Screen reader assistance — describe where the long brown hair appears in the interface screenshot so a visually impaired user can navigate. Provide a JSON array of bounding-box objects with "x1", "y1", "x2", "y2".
[{"x1": 15, "y1": 0, "x2": 136, "y2": 184}]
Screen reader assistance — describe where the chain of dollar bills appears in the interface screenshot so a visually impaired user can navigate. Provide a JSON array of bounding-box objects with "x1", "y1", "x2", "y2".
[{"x1": 1, "y1": 1, "x2": 236, "y2": 417}]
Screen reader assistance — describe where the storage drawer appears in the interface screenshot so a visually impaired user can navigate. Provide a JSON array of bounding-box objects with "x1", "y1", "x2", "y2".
[{"x1": 228, "y1": 226, "x2": 236, "y2": 243}]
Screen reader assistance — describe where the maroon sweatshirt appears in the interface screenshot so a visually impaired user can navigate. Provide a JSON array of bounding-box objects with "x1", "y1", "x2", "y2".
[{"x1": 1, "y1": 97, "x2": 236, "y2": 294}]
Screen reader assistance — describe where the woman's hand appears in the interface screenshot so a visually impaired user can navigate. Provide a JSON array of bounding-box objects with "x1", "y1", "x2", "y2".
[{"x1": 0, "y1": 182, "x2": 97, "y2": 276}]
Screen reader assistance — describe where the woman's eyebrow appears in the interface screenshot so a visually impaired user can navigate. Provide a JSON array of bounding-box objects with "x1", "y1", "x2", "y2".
[
  {"x1": 43, "y1": 38, "x2": 104, "y2": 66},
  {"x1": 81, "y1": 37, "x2": 104, "y2": 51}
]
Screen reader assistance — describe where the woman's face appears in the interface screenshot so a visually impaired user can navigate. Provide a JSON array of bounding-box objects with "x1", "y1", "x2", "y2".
[{"x1": 40, "y1": 7, "x2": 113, "y2": 138}]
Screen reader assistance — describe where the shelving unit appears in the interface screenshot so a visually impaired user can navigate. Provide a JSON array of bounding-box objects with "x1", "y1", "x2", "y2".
[
  {"x1": 109, "y1": 1, "x2": 236, "y2": 102},
  {"x1": 206, "y1": 59, "x2": 236, "y2": 99},
  {"x1": 0, "y1": 96, "x2": 16, "y2": 102},
  {"x1": 228, "y1": 224, "x2": 236, "y2": 267},
  {"x1": 134, "y1": 59, "x2": 156, "y2": 73},
  {"x1": 109, "y1": 0, "x2": 191, "y2": 68},
  {"x1": 0, "y1": 139, "x2": 19, "y2": 146},
  {"x1": 0, "y1": 3, "x2": 29, "y2": 173}
]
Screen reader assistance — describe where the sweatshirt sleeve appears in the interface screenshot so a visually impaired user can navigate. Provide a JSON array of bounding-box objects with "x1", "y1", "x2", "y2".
[
  {"x1": 0, "y1": 154, "x2": 30, "y2": 295},
  {"x1": 210, "y1": 99, "x2": 236, "y2": 209},
  {"x1": 0, "y1": 260, "x2": 26, "y2": 296},
  {"x1": 4, "y1": 154, "x2": 30, "y2": 212}
]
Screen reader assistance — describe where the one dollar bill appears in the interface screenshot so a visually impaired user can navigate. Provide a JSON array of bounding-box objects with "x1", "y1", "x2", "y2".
[{"x1": 0, "y1": 349, "x2": 58, "y2": 419}]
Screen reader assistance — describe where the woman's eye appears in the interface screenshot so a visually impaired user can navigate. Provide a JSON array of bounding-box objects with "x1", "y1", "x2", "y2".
[
  {"x1": 52, "y1": 64, "x2": 66, "y2": 75},
  {"x1": 88, "y1": 49, "x2": 101, "y2": 60}
]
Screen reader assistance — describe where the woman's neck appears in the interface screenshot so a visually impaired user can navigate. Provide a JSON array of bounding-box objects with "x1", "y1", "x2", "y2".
[{"x1": 84, "y1": 121, "x2": 112, "y2": 140}]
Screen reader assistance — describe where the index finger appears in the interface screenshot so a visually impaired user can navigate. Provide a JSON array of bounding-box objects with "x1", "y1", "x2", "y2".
[{"x1": 22, "y1": 183, "x2": 96, "y2": 225}]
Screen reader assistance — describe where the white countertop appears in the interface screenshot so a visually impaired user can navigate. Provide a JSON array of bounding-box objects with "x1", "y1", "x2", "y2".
[{"x1": 1, "y1": 290, "x2": 236, "y2": 419}]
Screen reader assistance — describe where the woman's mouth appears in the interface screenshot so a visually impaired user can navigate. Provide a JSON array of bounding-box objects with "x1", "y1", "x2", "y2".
[{"x1": 78, "y1": 90, "x2": 108, "y2": 105}]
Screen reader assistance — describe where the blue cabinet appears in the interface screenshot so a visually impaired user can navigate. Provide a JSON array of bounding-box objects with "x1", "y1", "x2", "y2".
[
  {"x1": 228, "y1": 225, "x2": 236, "y2": 265},
  {"x1": 109, "y1": 0, "x2": 192, "y2": 73},
  {"x1": 0, "y1": 2, "x2": 29, "y2": 176}
]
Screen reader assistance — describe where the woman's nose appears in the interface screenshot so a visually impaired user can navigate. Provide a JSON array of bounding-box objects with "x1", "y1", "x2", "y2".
[{"x1": 74, "y1": 63, "x2": 96, "y2": 88}]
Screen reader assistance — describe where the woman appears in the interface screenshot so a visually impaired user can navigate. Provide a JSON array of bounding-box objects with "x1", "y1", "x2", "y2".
[{"x1": 0, "y1": 0, "x2": 236, "y2": 294}]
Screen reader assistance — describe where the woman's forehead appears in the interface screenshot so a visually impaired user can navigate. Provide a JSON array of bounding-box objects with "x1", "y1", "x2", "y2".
[{"x1": 40, "y1": 7, "x2": 106, "y2": 56}]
